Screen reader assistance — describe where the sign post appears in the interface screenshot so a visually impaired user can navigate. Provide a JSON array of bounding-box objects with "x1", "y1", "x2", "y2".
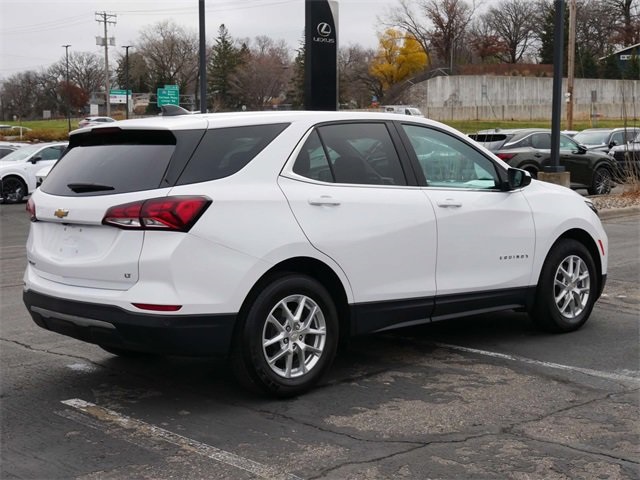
[{"x1": 304, "y1": 0, "x2": 338, "y2": 111}]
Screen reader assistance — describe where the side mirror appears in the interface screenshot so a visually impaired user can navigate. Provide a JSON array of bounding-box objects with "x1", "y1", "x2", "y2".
[
  {"x1": 576, "y1": 144, "x2": 587, "y2": 153},
  {"x1": 609, "y1": 140, "x2": 617, "y2": 148},
  {"x1": 507, "y1": 168, "x2": 531, "y2": 190},
  {"x1": 29, "y1": 156, "x2": 42, "y2": 164}
]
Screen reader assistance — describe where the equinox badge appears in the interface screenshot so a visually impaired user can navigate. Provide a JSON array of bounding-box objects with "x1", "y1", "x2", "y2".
[{"x1": 54, "y1": 209, "x2": 69, "y2": 219}]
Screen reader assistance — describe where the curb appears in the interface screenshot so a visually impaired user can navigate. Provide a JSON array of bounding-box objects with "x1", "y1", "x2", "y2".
[{"x1": 598, "y1": 205, "x2": 640, "y2": 220}]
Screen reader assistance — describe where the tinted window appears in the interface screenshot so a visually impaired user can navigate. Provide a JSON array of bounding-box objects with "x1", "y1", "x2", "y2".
[
  {"x1": 293, "y1": 131, "x2": 334, "y2": 182},
  {"x1": 39, "y1": 146, "x2": 65, "y2": 161},
  {"x1": 42, "y1": 130, "x2": 176, "y2": 196},
  {"x1": 178, "y1": 123, "x2": 289, "y2": 185},
  {"x1": 0, "y1": 147, "x2": 15, "y2": 158},
  {"x1": 316, "y1": 123, "x2": 407, "y2": 185},
  {"x1": 506, "y1": 135, "x2": 532, "y2": 148},
  {"x1": 468, "y1": 133, "x2": 509, "y2": 151},
  {"x1": 531, "y1": 133, "x2": 551, "y2": 149},
  {"x1": 559, "y1": 134, "x2": 578, "y2": 150},
  {"x1": 403, "y1": 124, "x2": 499, "y2": 189}
]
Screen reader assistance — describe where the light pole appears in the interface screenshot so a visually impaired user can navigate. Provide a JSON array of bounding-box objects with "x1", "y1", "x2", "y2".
[
  {"x1": 198, "y1": 0, "x2": 207, "y2": 112},
  {"x1": 122, "y1": 45, "x2": 133, "y2": 119},
  {"x1": 62, "y1": 44, "x2": 71, "y2": 132}
]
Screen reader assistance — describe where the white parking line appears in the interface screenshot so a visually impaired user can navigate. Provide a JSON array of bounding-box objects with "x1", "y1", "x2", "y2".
[
  {"x1": 435, "y1": 343, "x2": 640, "y2": 385},
  {"x1": 60, "y1": 399, "x2": 302, "y2": 480}
]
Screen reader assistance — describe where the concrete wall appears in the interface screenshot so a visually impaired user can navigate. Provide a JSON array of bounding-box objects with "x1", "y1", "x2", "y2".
[{"x1": 405, "y1": 76, "x2": 640, "y2": 122}]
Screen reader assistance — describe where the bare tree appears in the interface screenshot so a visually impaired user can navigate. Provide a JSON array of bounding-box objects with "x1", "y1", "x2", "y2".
[
  {"x1": 51, "y1": 51, "x2": 104, "y2": 99},
  {"x1": 576, "y1": 0, "x2": 618, "y2": 57},
  {"x1": 483, "y1": 0, "x2": 537, "y2": 63},
  {"x1": 1, "y1": 71, "x2": 41, "y2": 119},
  {"x1": 137, "y1": 20, "x2": 199, "y2": 92},
  {"x1": 606, "y1": 0, "x2": 640, "y2": 46},
  {"x1": 339, "y1": 44, "x2": 381, "y2": 107},
  {"x1": 384, "y1": 0, "x2": 477, "y2": 68},
  {"x1": 230, "y1": 37, "x2": 291, "y2": 110},
  {"x1": 468, "y1": 17, "x2": 509, "y2": 63}
]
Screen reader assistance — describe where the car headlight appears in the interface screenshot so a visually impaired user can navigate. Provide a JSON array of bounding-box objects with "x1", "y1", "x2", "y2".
[{"x1": 585, "y1": 199, "x2": 598, "y2": 216}]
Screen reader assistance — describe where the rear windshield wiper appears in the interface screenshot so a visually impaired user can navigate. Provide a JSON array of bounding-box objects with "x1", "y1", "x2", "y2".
[{"x1": 67, "y1": 183, "x2": 115, "y2": 193}]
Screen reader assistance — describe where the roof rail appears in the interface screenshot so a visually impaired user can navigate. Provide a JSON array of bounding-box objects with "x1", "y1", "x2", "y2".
[{"x1": 161, "y1": 105, "x2": 193, "y2": 116}]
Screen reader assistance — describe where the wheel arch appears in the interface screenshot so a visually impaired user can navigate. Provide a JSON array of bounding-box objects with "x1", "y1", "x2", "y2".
[
  {"x1": 1, "y1": 173, "x2": 29, "y2": 199},
  {"x1": 234, "y1": 256, "x2": 352, "y2": 349},
  {"x1": 517, "y1": 163, "x2": 540, "y2": 177},
  {"x1": 542, "y1": 228, "x2": 604, "y2": 298}
]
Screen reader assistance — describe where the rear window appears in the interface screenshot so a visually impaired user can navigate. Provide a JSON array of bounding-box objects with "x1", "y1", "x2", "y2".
[
  {"x1": 468, "y1": 134, "x2": 508, "y2": 151},
  {"x1": 177, "y1": 123, "x2": 289, "y2": 185},
  {"x1": 42, "y1": 129, "x2": 178, "y2": 196}
]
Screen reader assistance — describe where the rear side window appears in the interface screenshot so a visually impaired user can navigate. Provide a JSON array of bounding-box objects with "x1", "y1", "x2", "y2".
[
  {"x1": 42, "y1": 129, "x2": 178, "y2": 196},
  {"x1": 468, "y1": 134, "x2": 508, "y2": 151},
  {"x1": 177, "y1": 123, "x2": 289, "y2": 185},
  {"x1": 293, "y1": 123, "x2": 407, "y2": 186}
]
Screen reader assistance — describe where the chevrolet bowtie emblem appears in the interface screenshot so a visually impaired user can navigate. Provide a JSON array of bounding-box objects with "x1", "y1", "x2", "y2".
[{"x1": 54, "y1": 209, "x2": 69, "y2": 219}]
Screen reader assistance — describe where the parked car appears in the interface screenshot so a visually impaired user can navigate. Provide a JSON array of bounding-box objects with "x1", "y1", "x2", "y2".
[
  {"x1": 0, "y1": 142, "x2": 25, "y2": 159},
  {"x1": 381, "y1": 105, "x2": 424, "y2": 116},
  {"x1": 572, "y1": 127, "x2": 640, "y2": 153},
  {"x1": 0, "y1": 125, "x2": 32, "y2": 138},
  {"x1": 470, "y1": 128, "x2": 616, "y2": 195},
  {"x1": 78, "y1": 116, "x2": 116, "y2": 128},
  {"x1": 25, "y1": 111, "x2": 608, "y2": 396},
  {"x1": 608, "y1": 131, "x2": 640, "y2": 179},
  {"x1": 0, "y1": 142, "x2": 68, "y2": 203}
]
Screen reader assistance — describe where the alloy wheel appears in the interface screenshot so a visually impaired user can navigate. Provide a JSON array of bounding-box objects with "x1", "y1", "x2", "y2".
[
  {"x1": 553, "y1": 255, "x2": 591, "y2": 319},
  {"x1": 262, "y1": 294, "x2": 327, "y2": 379}
]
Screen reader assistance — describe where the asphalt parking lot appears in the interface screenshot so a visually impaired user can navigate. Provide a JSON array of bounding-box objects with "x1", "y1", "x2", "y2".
[{"x1": 1, "y1": 202, "x2": 638, "y2": 479}]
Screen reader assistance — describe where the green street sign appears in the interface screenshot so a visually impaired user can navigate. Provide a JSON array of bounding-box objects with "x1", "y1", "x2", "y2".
[
  {"x1": 157, "y1": 87, "x2": 179, "y2": 107},
  {"x1": 164, "y1": 84, "x2": 179, "y2": 91},
  {"x1": 110, "y1": 89, "x2": 131, "y2": 95}
]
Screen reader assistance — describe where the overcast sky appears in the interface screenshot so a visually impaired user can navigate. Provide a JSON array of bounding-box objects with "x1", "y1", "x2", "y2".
[{"x1": 0, "y1": 0, "x2": 424, "y2": 80}]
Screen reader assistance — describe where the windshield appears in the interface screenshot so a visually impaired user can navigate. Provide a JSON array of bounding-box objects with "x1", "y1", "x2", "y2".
[
  {"x1": 0, "y1": 144, "x2": 41, "y2": 162},
  {"x1": 573, "y1": 131, "x2": 609, "y2": 145}
]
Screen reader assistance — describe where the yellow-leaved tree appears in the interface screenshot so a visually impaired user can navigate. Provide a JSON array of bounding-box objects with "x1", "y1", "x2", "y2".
[{"x1": 370, "y1": 29, "x2": 429, "y2": 93}]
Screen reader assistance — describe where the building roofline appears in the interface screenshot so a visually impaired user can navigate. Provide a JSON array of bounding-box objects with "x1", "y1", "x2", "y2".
[{"x1": 599, "y1": 43, "x2": 640, "y2": 61}]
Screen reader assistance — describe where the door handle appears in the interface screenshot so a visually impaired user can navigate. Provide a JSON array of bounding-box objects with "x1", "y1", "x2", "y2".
[
  {"x1": 308, "y1": 196, "x2": 341, "y2": 206},
  {"x1": 436, "y1": 199, "x2": 462, "y2": 208}
]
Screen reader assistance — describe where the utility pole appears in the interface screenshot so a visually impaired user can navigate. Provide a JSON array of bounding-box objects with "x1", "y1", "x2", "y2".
[
  {"x1": 95, "y1": 11, "x2": 117, "y2": 117},
  {"x1": 122, "y1": 45, "x2": 133, "y2": 119},
  {"x1": 62, "y1": 44, "x2": 71, "y2": 133},
  {"x1": 567, "y1": 0, "x2": 576, "y2": 130}
]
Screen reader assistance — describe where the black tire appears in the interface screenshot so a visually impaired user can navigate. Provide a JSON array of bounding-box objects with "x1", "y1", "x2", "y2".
[
  {"x1": 231, "y1": 274, "x2": 339, "y2": 397},
  {"x1": 1, "y1": 176, "x2": 27, "y2": 203},
  {"x1": 530, "y1": 239, "x2": 598, "y2": 333},
  {"x1": 588, "y1": 167, "x2": 612, "y2": 196}
]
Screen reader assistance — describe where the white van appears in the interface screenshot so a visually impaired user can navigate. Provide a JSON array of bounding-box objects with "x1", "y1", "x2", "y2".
[{"x1": 382, "y1": 105, "x2": 424, "y2": 117}]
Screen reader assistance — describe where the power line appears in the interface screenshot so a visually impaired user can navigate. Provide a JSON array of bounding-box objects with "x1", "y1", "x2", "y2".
[{"x1": 1, "y1": 17, "x2": 89, "y2": 36}]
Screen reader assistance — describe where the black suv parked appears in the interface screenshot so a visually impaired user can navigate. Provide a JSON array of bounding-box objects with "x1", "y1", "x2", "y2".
[{"x1": 470, "y1": 128, "x2": 617, "y2": 195}]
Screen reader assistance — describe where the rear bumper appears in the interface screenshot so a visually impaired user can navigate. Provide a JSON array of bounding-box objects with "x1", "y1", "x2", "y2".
[{"x1": 23, "y1": 290, "x2": 237, "y2": 356}]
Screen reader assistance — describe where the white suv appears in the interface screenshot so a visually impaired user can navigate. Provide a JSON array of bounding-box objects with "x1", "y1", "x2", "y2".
[
  {"x1": 0, "y1": 142, "x2": 67, "y2": 203},
  {"x1": 24, "y1": 111, "x2": 608, "y2": 396}
]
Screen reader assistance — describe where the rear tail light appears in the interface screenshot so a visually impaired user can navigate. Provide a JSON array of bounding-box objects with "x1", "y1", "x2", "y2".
[
  {"x1": 103, "y1": 196, "x2": 211, "y2": 231},
  {"x1": 497, "y1": 153, "x2": 516, "y2": 161},
  {"x1": 26, "y1": 198, "x2": 37, "y2": 221}
]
